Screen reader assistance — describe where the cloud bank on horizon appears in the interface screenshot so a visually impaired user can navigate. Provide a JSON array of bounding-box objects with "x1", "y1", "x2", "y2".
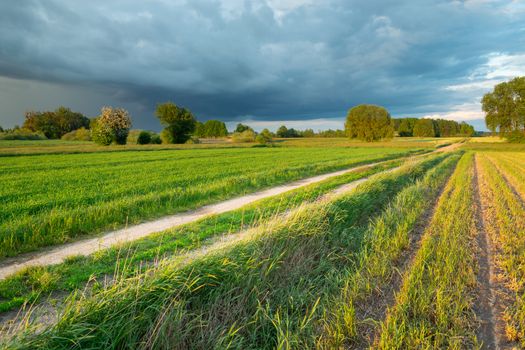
[{"x1": 0, "y1": 0, "x2": 524, "y2": 131}]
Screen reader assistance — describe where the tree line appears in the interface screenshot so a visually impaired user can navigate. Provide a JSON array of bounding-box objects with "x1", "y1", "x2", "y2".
[
  {"x1": 344, "y1": 104, "x2": 475, "y2": 141},
  {"x1": 1, "y1": 102, "x2": 347, "y2": 145},
  {"x1": 394, "y1": 117, "x2": 474, "y2": 137}
]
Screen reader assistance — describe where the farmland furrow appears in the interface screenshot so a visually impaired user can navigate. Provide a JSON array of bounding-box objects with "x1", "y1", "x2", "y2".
[
  {"x1": 472, "y1": 156, "x2": 499, "y2": 349},
  {"x1": 376, "y1": 153, "x2": 480, "y2": 349},
  {"x1": 477, "y1": 154, "x2": 525, "y2": 348},
  {"x1": 318, "y1": 152, "x2": 461, "y2": 348}
]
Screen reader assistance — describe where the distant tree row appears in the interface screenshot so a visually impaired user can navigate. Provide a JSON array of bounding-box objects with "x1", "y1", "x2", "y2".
[
  {"x1": 394, "y1": 117, "x2": 475, "y2": 137},
  {"x1": 344, "y1": 104, "x2": 475, "y2": 142},
  {"x1": 482, "y1": 76, "x2": 525, "y2": 143},
  {"x1": 23, "y1": 107, "x2": 90, "y2": 139}
]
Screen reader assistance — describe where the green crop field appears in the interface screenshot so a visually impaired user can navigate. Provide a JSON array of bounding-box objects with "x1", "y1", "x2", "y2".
[
  {"x1": 0, "y1": 145, "x2": 421, "y2": 257},
  {"x1": 1, "y1": 139, "x2": 525, "y2": 349}
]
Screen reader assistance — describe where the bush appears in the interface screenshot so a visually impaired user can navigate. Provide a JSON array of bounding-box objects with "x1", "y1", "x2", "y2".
[
  {"x1": 185, "y1": 137, "x2": 201, "y2": 144},
  {"x1": 256, "y1": 128, "x2": 273, "y2": 144},
  {"x1": 0, "y1": 128, "x2": 47, "y2": 140},
  {"x1": 92, "y1": 107, "x2": 132, "y2": 146},
  {"x1": 61, "y1": 127, "x2": 91, "y2": 141},
  {"x1": 137, "y1": 131, "x2": 152, "y2": 145},
  {"x1": 232, "y1": 129, "x2": 256, "y2": 143},
  {"x1": 506, "y1": 130, "x2": 525, "y2": 143},
  {"x1": 150, "y1": 134, "x2": 162, "y2": 144},
  {"x1": 160, "y1": 127, "x2": 175, "y2": 144},
  {"x1": 126, "y1": 130, "x2": 142, "y2": 144},
  {"x1": 91, "y1": 122, "x2": 114, "y2": 146}
]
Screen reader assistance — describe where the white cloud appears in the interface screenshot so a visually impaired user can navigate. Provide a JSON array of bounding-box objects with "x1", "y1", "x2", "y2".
[{"x1": 419, "y1": 102, "x2": 483, "y2": 121}]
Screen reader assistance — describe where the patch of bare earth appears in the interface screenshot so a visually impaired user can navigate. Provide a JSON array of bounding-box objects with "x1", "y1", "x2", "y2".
[{"x1": 474, "y1": 154, "x2": 518, "y2": 349}]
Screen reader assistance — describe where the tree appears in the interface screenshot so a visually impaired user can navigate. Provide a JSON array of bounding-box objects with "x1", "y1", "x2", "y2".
[
  {"x1": 459, "y1": 122, "x2": 475, "y2": 136},
  {"x1": 482, "y1": 77, "x2": 525, "y2": 141},
  {"x1": 276, "y1": 125, "x2": 288, "y2": 138},
  {"x1": 395, "y1": 118, "x2": 418, "y2": 136},
  {"x1": 202, "y1": 120, "x2": 228, "y2": 137},
  {"x1": 22, "y1": 107, "x2": 89, "y2": 139},
  {"x1": 235, "y1": 123, "x2": 253, "y2": 133},
  {"x1": 300, "y1": 128, "x2": 315, "y2": 137},
  {"x1": 194, "y1": 121, "x2": 205, "y2": 137},
  {"x1": 155, "y1": 102, "x2": 196, "y2": 144},
  {"x1": 92, "y1": 107, "x2": 132, "y2": 145},
  {"x1": 345, "y1": 104, "x2": 394, "y2": 141},
  {"x1": 413, "y1": 119, "x2": 436, "y2": 137}
]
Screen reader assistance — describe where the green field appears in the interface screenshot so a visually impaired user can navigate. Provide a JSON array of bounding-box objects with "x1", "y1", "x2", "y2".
[
  {"x1": 0, "y1": 144, "x2": 421, "y2": 257},
  {"x1": 2, "y1": 139, "x2": 525, "y2": 349}
]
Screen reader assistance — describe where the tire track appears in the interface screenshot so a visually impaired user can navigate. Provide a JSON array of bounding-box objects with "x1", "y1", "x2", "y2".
[{"x1": 474, "y1": 154, "x2": 518, "y2": 349}]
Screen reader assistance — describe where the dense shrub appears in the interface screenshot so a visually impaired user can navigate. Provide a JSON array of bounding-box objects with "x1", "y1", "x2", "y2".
[
  {"x1": 137, "y1": 131, "x2": 152, "y2": 145},
  {"x1": 150, "y1": 134, "x2": 162, "y2": 144},
  {"x1": 61, "y1": 127, "x2": 91, "y2": 141},
  {"x1": 256, "y1": 128, "x2": 273, "y2": 144},
  {"x1": 232, "y1": 129, "x2": 256, "y2": 142},
  {"x1": 185, "y1": 137, "x2": 201, "y2": 144},
  {"x1": 92, "y1": 107, "x2": 132, "y2": 146},
  {"x1": 0, "y1": 128, "x2": 47, "y2": 140},
  {"x1": 160, "y1": 127, "x2": 175, "y2": 144},
  {"x1": 506, "y1": 130, "x2": 525, "y2": 143},
  {"x1": 345, "y1": 104, "x2": 394, "y2": 141}
]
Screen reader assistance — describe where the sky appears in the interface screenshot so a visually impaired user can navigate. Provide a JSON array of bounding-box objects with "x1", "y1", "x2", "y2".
[{"x1": 1, "y1": 1, "x2": 525, "y2": 132}]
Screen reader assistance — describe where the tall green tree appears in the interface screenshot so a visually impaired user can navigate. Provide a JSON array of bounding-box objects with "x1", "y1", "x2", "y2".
[
  {"x1": 395, "y1": 118, "x2": 418, "y2": 136},
  {"x1": 345, "y1": 104, "x2": 394, "y2": 141},
  {"x1": 202, "y1": 120, "x2": 228, "y2": 137},
  {"x1": 155, "y1": 102, "x2": 196, "y2": 144},
  {"x1": 276, "y1": 125, "x2": 289, "y2": 138},
  {"x1": 482, "y1": 77, "x2": 525, "y2": 141},
  {"x1": 235, "y1": 123, "x2": 253, "y2": 133},
  {"x1": 413, "y1": 119, "x2": 436, "y2": 137}
]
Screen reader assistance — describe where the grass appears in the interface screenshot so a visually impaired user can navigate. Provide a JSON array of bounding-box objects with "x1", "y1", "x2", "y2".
[
  {"x1": 477, "y1": 153, "x2": 525, "y2": 346},
  {"x1": 0, "y1": 137, "x2": 436, "y2": 156},
  {"x1": 377, "y1": 153, "x2": 480, "y2": 349},
  {"x1": 0, "y1": 146, "x2": 420, "y2": 258},
  {"x1": 4, "y1": 153, "x2": 450, "y2": 349},
  {"x1": 0, "y1": 159, "x2": 400, "y2": 313},
  {"x1": 318, "y1": 152, "x2": 462, "y2": 348}
]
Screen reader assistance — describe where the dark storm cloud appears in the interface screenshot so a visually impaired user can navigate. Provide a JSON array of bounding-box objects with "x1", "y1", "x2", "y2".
[{"x1": 0, "y1": 0, "x2": 524, "y2": 130}]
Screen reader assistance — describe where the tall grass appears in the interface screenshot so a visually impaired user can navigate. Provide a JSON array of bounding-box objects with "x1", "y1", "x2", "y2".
[
  {"x1": 377, "y1": 153, "x2": 479, "y2": 348},
  {"x1": 0, "y1": 147, "x2": 416, "y2": 257},
  {"x1": 318, "y1": 152, "x2": 461, "y2": 348},
  {"x1": 0, "y1": 160, "x2": 399, "y2": 313},
  {"x1": 477, "y1": 153, "x2": 525, "y2": 346},
  {"x1": 4, "y1": 154, "x2": 448, "y2": 349}
]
